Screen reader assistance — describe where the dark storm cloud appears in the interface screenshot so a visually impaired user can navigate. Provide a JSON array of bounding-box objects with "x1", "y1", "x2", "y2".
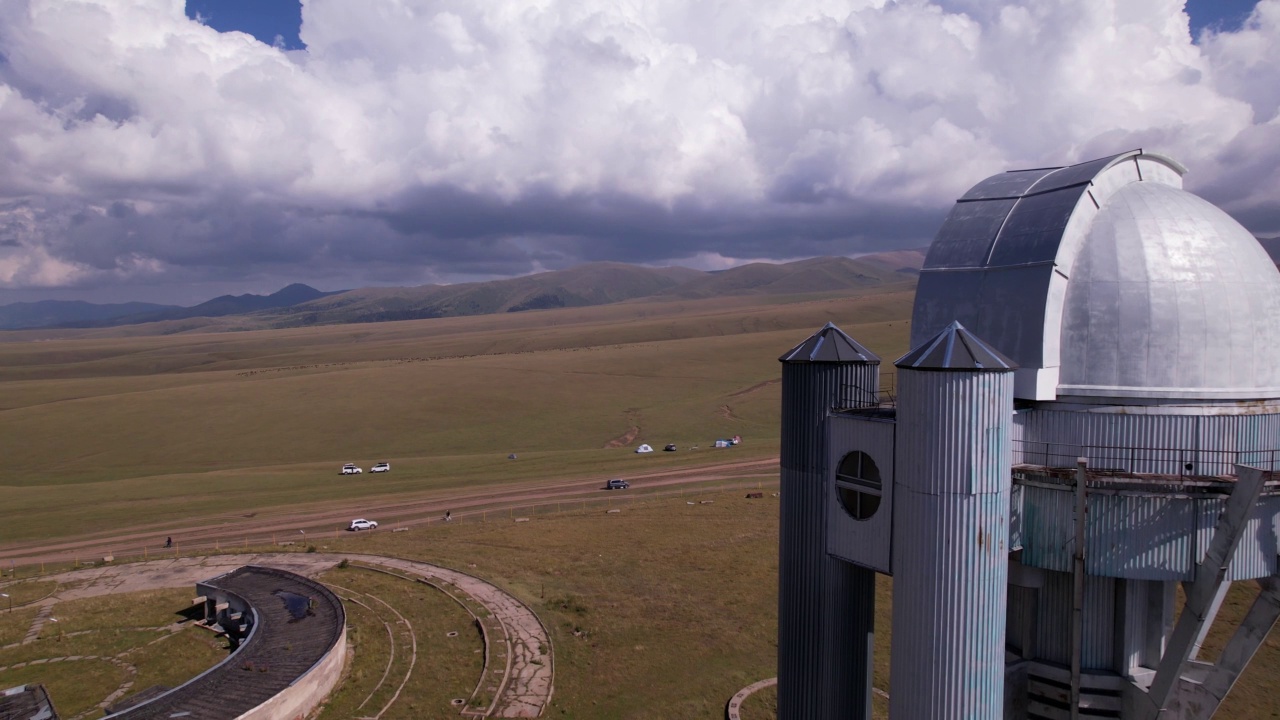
[
  {"x1": 379, "y1": 184, "x2": 944, "y2": 264},
  {"x1": 2, "y1": 0, "x2": 1280, "y2": 302}
]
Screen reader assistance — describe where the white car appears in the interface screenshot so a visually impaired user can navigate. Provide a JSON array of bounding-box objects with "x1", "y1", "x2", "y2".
[
  {"x1": 341, "y1": 463, "x2": 362, "y2": 475},
  {"x1": 348, "y1": 519, "x2": 378, "y2": 531},
  {"x1": 371, "y1": 462, "x2": 391, "y2": 473}
]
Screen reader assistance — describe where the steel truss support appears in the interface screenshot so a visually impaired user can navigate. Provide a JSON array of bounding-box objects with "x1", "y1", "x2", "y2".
[{"x1": 1129, "y1": 465, "x2": 1274, "y2": 719}]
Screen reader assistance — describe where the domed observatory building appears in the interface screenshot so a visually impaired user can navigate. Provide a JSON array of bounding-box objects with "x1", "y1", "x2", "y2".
[
  {"x1": 914, "y1": 150, "x2": 1280, "y2": 718},
  {"x1": 779, "y1": 150, "x2": 1280, "y2": 720}
]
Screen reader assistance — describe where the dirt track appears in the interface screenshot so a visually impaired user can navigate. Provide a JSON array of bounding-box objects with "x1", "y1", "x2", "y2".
[{"x1": 0, "y1": 457, "x2": 780, "y2": 566}]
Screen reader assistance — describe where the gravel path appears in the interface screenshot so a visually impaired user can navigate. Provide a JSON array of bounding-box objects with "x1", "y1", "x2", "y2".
[{"x1": 0, "y1": 458, "x2": 778, "y2": 567}]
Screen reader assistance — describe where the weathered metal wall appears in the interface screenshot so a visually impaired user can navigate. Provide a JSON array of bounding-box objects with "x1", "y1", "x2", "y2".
[
  {"x1": 1017, "y1": 485, "x2": 1280, "y2": 581},
  {"x1": 1025, "y1": 569, "x2": 1114, "y2": 671},
  {"x1": 891, "y1": 368, "x2": 1012, "y2": 719},
  {"x1": 778, "y1": 359, "x2": 877, "y2": 720},
  {"x1": 827, "y1": 413, "x2": 895, "y2": 573},
  {"x1": 1014, "y1": 408, "x2": 1280, "y2": 475}
]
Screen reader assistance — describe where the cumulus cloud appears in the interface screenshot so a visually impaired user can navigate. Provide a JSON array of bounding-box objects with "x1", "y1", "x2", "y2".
[{"x1": 0, "y1": 0, "x2": 1278, "y2": 302}]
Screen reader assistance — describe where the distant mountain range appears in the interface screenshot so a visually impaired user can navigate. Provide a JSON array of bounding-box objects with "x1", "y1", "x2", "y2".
[
  {"x1": 0, "y1": 283, "x2": 340, "y2": 330},
  {"x1": 0, "y1": 252, "x2": 927, "y2": 332},
  {"x1": 0, "y1": 300, "x2": 176, "y2": 331},
  {"x1": 254, "y1": 253, "x2": 926, "y2": 328}
]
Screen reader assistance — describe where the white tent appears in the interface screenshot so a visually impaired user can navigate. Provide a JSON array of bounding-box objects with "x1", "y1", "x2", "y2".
[{"x1": 635, "y1": 444, "x2": 654, "y2": 453}]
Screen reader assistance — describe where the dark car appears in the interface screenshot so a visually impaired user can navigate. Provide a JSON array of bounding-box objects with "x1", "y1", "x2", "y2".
[
  {"x1": 663, "y1": 444, "x2": 677, "y2": 452},
  {"x1": 605, "y1": 478, "x2": 630, "y2": 490}
]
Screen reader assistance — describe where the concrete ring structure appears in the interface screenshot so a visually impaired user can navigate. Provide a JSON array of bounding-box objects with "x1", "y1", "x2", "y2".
[
  {"x1": 18, "y1": 552, "x2": 555, "y2": 719},
  {"x1": 725, "y1": 677, "x2": 776, "y2": 720}
]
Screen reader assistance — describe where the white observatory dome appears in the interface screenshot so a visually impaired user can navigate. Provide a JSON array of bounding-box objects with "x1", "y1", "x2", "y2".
[
  {"x1": 1058, "y1": 181, "x2": 1280, "y2": 399},
  {"x1": 911, "y1": 150, "x2": 1280, "y2": 401}
]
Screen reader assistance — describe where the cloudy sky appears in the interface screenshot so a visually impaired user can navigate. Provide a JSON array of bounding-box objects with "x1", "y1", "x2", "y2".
[{"x1": 1, "y1": 0, "x2": 1277, "y2": 304}]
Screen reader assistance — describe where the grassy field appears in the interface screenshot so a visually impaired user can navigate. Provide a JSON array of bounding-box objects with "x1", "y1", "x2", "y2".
[
  {"x1": 0, "y1": 287, "x2": 915, "y2": 545},
  {"x1": 1, "y1": 490, "x2": 1277, "y2": 718},
  {"x1": 0, "y1": 586, "x2": 227, "y2": 718},
  {"x1": 7, "y1": 279, "x2": 1273, "y2": 717},
  {"x1": 314, "y1": 565, "x2": 486, "y2": 718}
]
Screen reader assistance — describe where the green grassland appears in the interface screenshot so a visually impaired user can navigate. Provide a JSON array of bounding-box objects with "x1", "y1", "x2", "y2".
[
  {"x1": 0, "y1": 587, "x2": 227, "y2": 718},
  {"x1": 1, "y1": 491, "x2": 1276, "y2": 718},
  {"x1": 0, "y1": 288, "x2": 915, "y2": 545}
]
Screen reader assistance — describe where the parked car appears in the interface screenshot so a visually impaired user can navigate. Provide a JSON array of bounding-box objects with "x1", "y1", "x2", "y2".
[
  {"x1": 371, "y1": 462, "x2": 391, "y2": 473},
  {"x1": 605, "y1": 478, "x2": 630, "y2": 490},
  {"x1": 663, "y1": 444, "x2": 677, "y2": 452},
  {"x1": 341, "y1": 463, "x2": 362, "y2": 475},
  {"x1": 348, "y1": 519, "x2": 378, "y2": 531}
]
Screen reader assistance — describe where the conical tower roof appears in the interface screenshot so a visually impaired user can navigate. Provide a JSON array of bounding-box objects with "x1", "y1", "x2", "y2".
[
  {"x1": 779, "y1": 322, "x2": 880, "y2": 364},
  {"x1": 895, "y1": 320, "x2": 1016, "y2": 371}
]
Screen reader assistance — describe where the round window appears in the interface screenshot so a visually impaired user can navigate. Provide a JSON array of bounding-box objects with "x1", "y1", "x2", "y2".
[{"x1": 836, "y1": 451, "x2": 882, "y2": 521}]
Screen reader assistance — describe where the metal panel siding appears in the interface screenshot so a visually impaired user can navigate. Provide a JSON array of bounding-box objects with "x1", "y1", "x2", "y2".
[
  {"x1": 1010, "y1": 483, "x2": 1024, "y2": 551},
  {"x1": 1115, "y1": 579, "x2": 1148, "y2": 673},
  {"x1": 924, "y1": 198, "x2": 1017, "y2": 269},
  {"x1": 778, "y1": 361, "x2": 877, "y2": 719},
  {"x1": 1081, "y1": 575, "x2": 1117, "y2": 669},
  {"x1": 1199, "y1": 495, "x2": 1280, "y2": 581},
  {"x1": 890, "y1": 490, "x2": 1010, "y2": 719},
  {"x1": 1087, "y1": 494, "x2": 1194, "y2": 580},
  {"x1": 1028, "y1": 570, "x2": 1118, "y2": 671},
  {"x1": 911, "y1": 270, "x2": 987, "y2": 350},
  {"x1": 1056, "y1": 181, "x2": 1280, "y2": 399},
  {"x1": 1020, "y1": 487, "x2": 1279, "y2": 581},
  {"x1": 960, "y1": 168, "x2": 1059, "y2": 201},
  {"x1": 827, "y1": 415, "x2": 895, "y2": 573},
  {"x1": 1017, "y1": 485, "x2": 1074, "y2": 573},
  {"x1": 1035, "y1": 570, "x2": 1073, "y2": 665},
  {"x1": 988, "y1": 186, "x2": 1090, "y2": 266},
  {"x1": 896, "y1": 370, "x2": 1014, "y2": 496},
  {"x1": 890, "y1": 366, "x2": 1012, "y2": 719},
  {"x1": 1015, "y1": 409, "x2": 1280, "y2": 475}
]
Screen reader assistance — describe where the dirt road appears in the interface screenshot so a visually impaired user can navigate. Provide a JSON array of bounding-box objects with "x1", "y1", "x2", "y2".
[{"x1": 0, "y1": 457, "x2": 779, "y2": 567}]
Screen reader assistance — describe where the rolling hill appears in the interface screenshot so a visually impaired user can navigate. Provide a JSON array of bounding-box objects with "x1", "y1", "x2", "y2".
[
  {"x1": 0, "y1": 250, "x2": 926, "y2": 335},
  {"x1": 258, "y1": 251, "x2": 925, "y2": 328}
]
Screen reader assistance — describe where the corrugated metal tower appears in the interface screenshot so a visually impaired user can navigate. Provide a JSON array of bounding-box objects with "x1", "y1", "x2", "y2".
[
  {"x1": 890, "y1": 321, "x2": 1015, "y2": 719},
  {"x1": 777, "y1": 323, "x2": 881, "y2": 719},
  {"x1": 776, "y1": 150, "x2": 1280, "y2": 720}
]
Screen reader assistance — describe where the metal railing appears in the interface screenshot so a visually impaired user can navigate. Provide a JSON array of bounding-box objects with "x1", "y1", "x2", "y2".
[
  {"x1": 840, "y1": 372, "x2": 897, "y2": 409},
  {"x1": 1012, "y1": 440, "x2": 1280, "y2": 477}
]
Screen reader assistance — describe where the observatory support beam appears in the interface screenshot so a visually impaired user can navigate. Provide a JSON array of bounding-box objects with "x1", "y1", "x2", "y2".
[
  {"x1": 1169, "y1": 577, "x2": 1280, "y2": 717},
  {"x1": 890, "y1": 351, "x2": 1014, "y2": 719},
  {"x1": 1133, "y1": 465, "x2": 1269, "y2": 718}
]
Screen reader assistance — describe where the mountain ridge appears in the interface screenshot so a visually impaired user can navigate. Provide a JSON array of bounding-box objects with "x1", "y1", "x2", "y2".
[{"x1": 0, "y1": 250, "x2": 926, "y2": 333}]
